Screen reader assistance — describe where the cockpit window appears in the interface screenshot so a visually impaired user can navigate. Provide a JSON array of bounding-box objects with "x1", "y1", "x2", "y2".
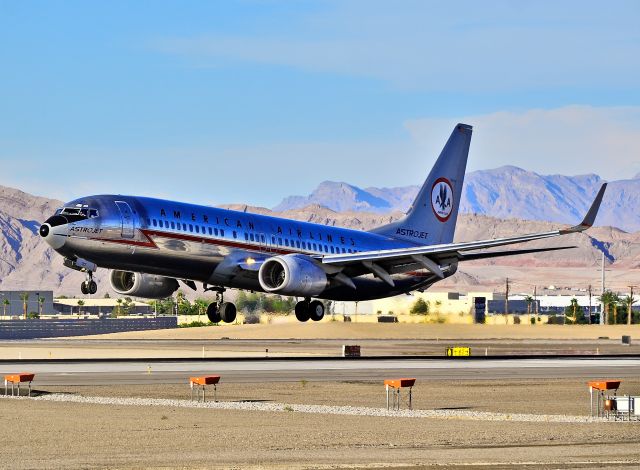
[{"x1": 59, "y1": 206, "x2": 99, "y2": 219}]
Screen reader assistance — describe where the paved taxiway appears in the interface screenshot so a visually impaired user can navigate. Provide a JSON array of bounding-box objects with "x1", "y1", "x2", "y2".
[{"x1": 3, "y1": 357, "x2": 640, "y2": 385}]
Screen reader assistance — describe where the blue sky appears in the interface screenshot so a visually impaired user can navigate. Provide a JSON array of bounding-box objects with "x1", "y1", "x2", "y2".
[{"x1": 1, "y1": 1, "x2": 639, "y2": 207}]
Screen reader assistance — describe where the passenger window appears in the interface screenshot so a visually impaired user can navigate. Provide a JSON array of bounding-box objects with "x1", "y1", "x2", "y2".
[
  {"x1": 152, "y1": 219, "x2": 157, "y2": 227},
  {"x1": 261, "y1": 235, "x2": 265, "y2": 243},
  {"x1": 195, "y1": 226, "x2": 200, "y2": 234},
  {"x1": 233, "y1": 231, "x2": 237, "y2": 238},
  {"x1": 313, "y1": 243, "x2": 317, "y2": 250},
  {"x1": 182, "y1": 223, "x2": 187, "y2": 231},
  {"x1": 220, "y1": 229, "x2": 225, "y2": 237},
  {"x1": 285, "y1": 239, "x2": 289, "y2": 247},
  {"x1": 208, "y1": 227, "x2": 212, "y2": 235},
  {"x1": 245, "y1": 233, "x2": 249, "y2": 241},
  {"x1": 296, "y1": 240, "x2": 301, "y2": 248},
  {"x1": 159, "y1": 220, "x2": 164, "y2": 228},
  {"x1": 188, "y1": 224, "x2": 192, "y2": 232},
  {"x1": 278, "y1": 237, "x2": 283, "y2": 245},
  {"x1": 330, "y1": 246, "x2": 335, "y2": 253},
  {"x1": 272, "y1": 236, "x2": 276, "y2": 244},
  {"x1": 214, "y1": 228, "x2": 219, "y2": 236},
  {"x1": 302, "y1": 242, "x2": 306, "y2": 249},
  {"x1": 250, "y1": 233, "x2": 255, "y2": 242}
]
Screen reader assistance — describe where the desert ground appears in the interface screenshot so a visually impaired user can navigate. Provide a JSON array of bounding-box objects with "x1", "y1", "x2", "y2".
[
  {"x1": 2, "y1": 379, "x2": 640, "y2": 469},
  {"x1": 2, "y1": 323, "x2": 640, "y2": 469},
  {"x1": 2, "y1": 323, "x2": 640, "y2": 360}
]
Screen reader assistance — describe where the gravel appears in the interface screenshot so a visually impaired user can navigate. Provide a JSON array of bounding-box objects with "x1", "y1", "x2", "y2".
[{"x1": 0, "y1": 393, "x2": 622, "y2": 423}]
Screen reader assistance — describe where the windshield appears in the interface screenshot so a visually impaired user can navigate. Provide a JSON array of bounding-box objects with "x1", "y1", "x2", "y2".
[{"x1": 57, "y1": 206, "x2": 99, "y2": 219}]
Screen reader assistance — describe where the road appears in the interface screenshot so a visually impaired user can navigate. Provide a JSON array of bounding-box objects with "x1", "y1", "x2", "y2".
[{"x1": 2, "y1": 357, "x2": 639, "y2": 385}]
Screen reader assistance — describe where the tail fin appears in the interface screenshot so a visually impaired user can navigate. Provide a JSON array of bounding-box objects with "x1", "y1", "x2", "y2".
[{"x1": 372, "y1": 123, "x2": 472, "y2": 245}]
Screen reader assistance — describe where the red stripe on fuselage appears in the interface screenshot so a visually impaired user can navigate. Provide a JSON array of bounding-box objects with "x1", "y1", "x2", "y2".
[{"x1": 90, "y1": 228, "x2": 309, "y2": 257}]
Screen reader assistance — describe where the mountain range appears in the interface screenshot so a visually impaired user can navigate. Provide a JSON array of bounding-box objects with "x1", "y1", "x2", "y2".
[{"x1": 274, "y1": 166, "x2": 640, "y2": 233}]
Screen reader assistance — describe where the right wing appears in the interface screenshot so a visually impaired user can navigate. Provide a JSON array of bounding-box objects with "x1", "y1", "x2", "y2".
[{"x1": 319, "y1": 183, "x2": 607, "y2": 285}]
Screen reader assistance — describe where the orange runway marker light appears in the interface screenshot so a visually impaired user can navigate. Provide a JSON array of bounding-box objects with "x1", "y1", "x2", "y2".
[
  {"x1": 189, "y1": 375, "x2": 221, "y2": 402},
  {"x1": 4, "y1": 373, "x2": 36, "y2": 397},
  {"x1": 588, "y1": 380, "x2": 621, "y2": 391},
  {"x1": 588, "y1": 380, "x2": 622, "y2": 417},
  {"x1": 384, "y1": 378, "x2": 416, "y2": 410}
]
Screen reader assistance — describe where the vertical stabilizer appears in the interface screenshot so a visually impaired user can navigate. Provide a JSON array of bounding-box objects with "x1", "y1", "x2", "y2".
[{"x1": 372, "y1": 123, "x2": 472, "y2": 245}]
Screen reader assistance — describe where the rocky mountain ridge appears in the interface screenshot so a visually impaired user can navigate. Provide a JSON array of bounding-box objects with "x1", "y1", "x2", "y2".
[{"x1": 274, "y1": 166, "x2": 640, "y2": 233}]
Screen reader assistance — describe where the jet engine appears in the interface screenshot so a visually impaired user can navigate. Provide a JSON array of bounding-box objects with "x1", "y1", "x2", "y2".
[
  {"x1": 258, "y1": 254, "x2": 328, "y2": 296},
  {"x1": 109, "y1": 270, "x2": 179, "y2": 299}
]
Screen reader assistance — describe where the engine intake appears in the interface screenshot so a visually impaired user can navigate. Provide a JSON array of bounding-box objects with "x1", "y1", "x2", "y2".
[
  {"x1": 110, "y1": 270, "x2": 179, "y2": 299},
  {"x1": 258, "y1": 254, "x2": 328, "y2": 296}
]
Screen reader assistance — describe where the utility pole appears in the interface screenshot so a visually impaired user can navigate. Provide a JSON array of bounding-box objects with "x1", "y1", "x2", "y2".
[
  {"x1": 588, "y1": 285, "x2": 592, "y2": 325},
  {"x1": 505, "y1": 278, "x2": 509, "y2": 317},
  {"x1": 600, "y1": 252, "x2": 605, "y2": 325},
  {"x1": 534, "y1": 285, "x2": 538, "y2": 316},
  {"x1": 628, "y1": 286, "x2": 635, "y2": 325}
]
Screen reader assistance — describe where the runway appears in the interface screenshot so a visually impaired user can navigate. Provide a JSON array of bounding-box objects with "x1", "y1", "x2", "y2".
[{"x1": 3, "y1": 357, "x2": 640, "y2": 385}]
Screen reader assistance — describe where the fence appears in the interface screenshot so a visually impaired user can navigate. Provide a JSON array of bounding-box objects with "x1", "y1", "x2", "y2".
[{"x1": 0, "y1": 317, "x2": 177, "y2": 339}]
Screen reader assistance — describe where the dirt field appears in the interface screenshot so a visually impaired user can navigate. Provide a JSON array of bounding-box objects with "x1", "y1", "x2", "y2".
[
  {"x1": 86, "y1": 322, "x2": 640, "y2": 341},
  {"x1": 2, "y1": 379, "x2": 640, "y2": 469}
]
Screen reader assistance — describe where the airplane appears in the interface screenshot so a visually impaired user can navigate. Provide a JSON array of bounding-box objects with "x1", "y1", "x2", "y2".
[{"x1": 39, "y1": 123, "x2": 607, "y2": 324}]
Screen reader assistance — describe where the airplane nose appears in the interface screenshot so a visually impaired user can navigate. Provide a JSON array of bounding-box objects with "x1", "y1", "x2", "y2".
[
  {"x1": 40, "y1": 218, "x2": 68, "y2": 250},
  {"x1": 39, "y1": 224, "x2": 50, "y2": 238}
]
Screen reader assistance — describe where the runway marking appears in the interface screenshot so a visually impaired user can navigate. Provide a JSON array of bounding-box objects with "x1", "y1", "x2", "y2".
[{"x1": 1, "y1": 394, "x2": 626, "y2": 424}]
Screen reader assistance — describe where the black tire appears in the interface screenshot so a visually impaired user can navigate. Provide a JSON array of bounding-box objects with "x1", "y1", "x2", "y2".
[
  {"x1": 309, "y1": 300, "x2": 325, "y2": 321},
  {"x1": 295, "y1": 301, "x2": 310, "y2": 322},
  {"x1": 80, "y1": 282, "x2": 89, "y2": 295},
  {"x1": 220, "y1": 302, "x2": 237, "y2": 323},
  {"x1": 88, "y1": 281, "x2": 98, "y2": 295},
  {"x1": 206, "y1": 303, "x2": 221, "y2": 323}
]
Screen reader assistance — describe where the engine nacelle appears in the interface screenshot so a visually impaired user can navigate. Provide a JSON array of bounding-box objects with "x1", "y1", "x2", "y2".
[
  {"x1": 258, "y1": 254, "x2": 328, "y2": 297},
  {"x1": 109, "y1": 270, "x2": 179, "y2": 299}
]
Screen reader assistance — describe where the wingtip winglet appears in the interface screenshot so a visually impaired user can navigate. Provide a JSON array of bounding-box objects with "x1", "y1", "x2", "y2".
[{"x1": 563, "y1": 183, "x2": 607, "y2": 233}]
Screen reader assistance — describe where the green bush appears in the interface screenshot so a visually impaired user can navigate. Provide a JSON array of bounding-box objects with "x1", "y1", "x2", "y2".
[{"x1": 179, "y1": 320, "x2": 214, "y2": 328}]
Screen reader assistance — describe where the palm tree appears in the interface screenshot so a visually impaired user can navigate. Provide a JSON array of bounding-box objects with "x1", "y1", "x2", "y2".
[
  {"x1": 623, "y1": 294, "x2": 635, "y2": 325},
  {"x1": 524, "y1": 296, "x2": 533, "y2": 325},
  {"x1": 38, "y1": 296, "x2": 45, "y2": 317},
  {"x1": 599, "y1": 291, "x2": 619, "y2": 324},
  {"x1": 116, "y1": 298, "x2": 123, "y2": 317},
  {"x1": 77, "y1": 299, "x2": 85, "y2": 316},
  {"x1": 19, "y1": 293, "x2": 29, "y2": 320},
  {"x1": 2, "y1": 298, "x2": 9, "y2": 319}
]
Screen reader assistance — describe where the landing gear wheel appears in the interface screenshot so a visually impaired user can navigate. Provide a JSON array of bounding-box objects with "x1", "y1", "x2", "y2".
[
  {"x1": 220, "y1": 302, "x2": 237, "y2": 323},
  {"x1": 295, "y1": 301, "x2": 310, "y2": 322},
  {"x1": 309, "y1": 300, "x2": 325, "y2": 321},
  {"x1": 206, "y1": 303, "x2": 221, "y2": 323},
  {"x1": 81, "y1": 271, "x2": 97, "y2": 295}
]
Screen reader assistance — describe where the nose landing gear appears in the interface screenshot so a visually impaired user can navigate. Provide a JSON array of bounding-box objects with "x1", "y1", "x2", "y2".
[
  {"x1": 205, "y1": 287, "x2": 237, "y2": 324},
  {"x1": 80, "y1": 272, "x2": 97, "y2": 295}
]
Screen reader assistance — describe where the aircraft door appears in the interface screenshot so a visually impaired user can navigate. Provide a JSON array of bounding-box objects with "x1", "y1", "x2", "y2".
[{"x1": 115, "y1": 201, "x2": 135, "y2": 239}]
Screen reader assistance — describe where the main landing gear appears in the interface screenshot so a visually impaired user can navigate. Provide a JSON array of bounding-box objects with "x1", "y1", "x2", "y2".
[
  {"x1": 80, "y1": 271, "x2": 97, "y2": 295},
  {"x1": 294, "y1": 298, "x2": 325, "y2": 322},
  {"x1": 206, "y1": 287, "x2": 237, "y2": 324}
]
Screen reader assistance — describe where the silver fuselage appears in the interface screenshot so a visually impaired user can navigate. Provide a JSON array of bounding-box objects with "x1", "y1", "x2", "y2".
[{"x1": 42, "y1": 195, "x2": 439, "y2": 301}]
